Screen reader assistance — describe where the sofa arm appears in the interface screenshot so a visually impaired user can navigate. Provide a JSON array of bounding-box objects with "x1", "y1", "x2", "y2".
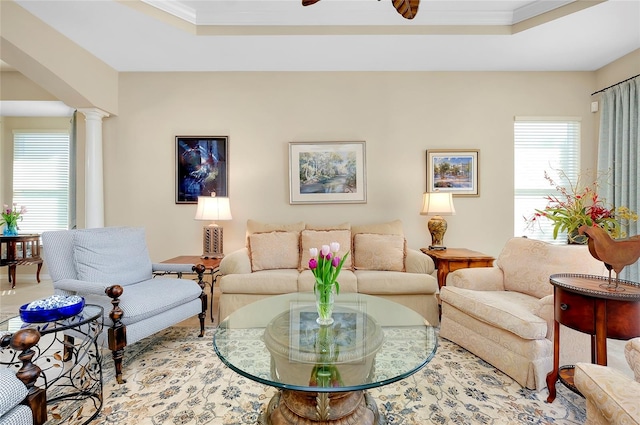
[
  {"x1": 406, "y1": 248, "x2": 435, "y2": 274},
  {"x1": 446, "y1": 267, "x2": 505, "y2": 290},
  {"x1": 220, "y1": 248, "x2": 252, "y2": 275},
  {"x1": 625, "y1": 337, "x2": 640, "y2": 382}
]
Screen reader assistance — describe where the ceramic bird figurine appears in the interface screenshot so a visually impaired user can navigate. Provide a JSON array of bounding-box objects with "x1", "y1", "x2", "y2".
[{"x1": 578, "y1": 224, "x2": 640, "y2": 289}]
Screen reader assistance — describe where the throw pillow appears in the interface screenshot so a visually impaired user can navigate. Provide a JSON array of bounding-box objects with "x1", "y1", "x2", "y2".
[
  {"x1": 248, "y1": 231, "x2": 300, "y2": 272},
  {"x1": 246, "y1": 219, "x2": 305, "y2": 235},
  {"x1": 353, "y1": 233, "x2": 406, "y2": 271},
  {"x1": 305, "y1": 222, "x2": 351, "y2": 231},
  {"x1": 300, "y1": 229, "x2": 352, "y2": 271},
  {"x1": 73, "y1": 227, "x2": 153, "y2": 286}
]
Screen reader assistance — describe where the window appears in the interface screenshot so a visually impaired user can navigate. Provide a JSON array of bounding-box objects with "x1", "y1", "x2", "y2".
[
  {"x1": 12, "y1": 131, "x2": 70, "y2": 233},
  {"x1": 514, "y1": 118, "x2": 581, "y2": 243}
]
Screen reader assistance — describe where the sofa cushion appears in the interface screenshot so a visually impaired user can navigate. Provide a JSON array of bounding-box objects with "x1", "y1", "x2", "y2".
[
  {"x1": 352, "y1": 219, "x2": 404, "y2": 236},
  {"x1": 248, "y1": 231, "x2": 300, "y2": 272},
  {"x1": 440, "y1": 286, "x2": 547, "y2": 340},
  {"x1": 220, "y1": 269, "x2": 300, "y2": 294},
  {"x1": 298, "y1": 269, "x2": 358, "y2": 293},
  {"x1": 73, "y1": 227, "x2": 152, "y2": 286},
  {"x1": 0, "y1": 368, "x2": 29, "y2": 418},
  {"x1": 300, "y1": 229, "x2": 352, "y2": 270},
  {"x1": 305, "y1": 222, "x2": 351, "y2": 231},
  {"x1": 626, "y1": 338, "x2": 640, "y2": 382},
  {"x1": 355, "y1": 270, "x2": 438, "y2": 295},
  {"x1": 353, "y1": 233, "x2": 405, "y2": 271},
  {"x1": 247, "y1": 219, "x2": 305, "y2": 236}
]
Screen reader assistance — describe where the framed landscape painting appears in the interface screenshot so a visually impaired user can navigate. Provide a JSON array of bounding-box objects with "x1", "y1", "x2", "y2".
[
  {"x1": 176, "y1": 136, "x2": 228, "y2": 204},
  {"x1": 289, "y1": 141, "x2": 367, "y2": 204},
  {"x1": 426, "y1": 149, "x2": 479, "y2": 197}
]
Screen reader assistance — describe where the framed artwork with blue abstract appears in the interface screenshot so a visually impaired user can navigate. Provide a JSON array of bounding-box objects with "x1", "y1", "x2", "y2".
[{"x1": 176, "y1": 136, "x2": 228, "y2": 204}]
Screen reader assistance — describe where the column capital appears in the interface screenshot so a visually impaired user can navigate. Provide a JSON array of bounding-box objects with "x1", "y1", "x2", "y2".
[{"x1": 77, "y1": 108, "x2": 110, "y2": 120}]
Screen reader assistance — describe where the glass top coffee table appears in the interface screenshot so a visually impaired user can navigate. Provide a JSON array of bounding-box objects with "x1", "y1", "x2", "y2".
[{"x1": 214, "y1": 292, "x2": 437, "y2": 424}]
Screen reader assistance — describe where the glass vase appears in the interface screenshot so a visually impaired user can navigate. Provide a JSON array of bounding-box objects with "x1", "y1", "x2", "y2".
[
  {"x1": 2, "y1": 222, "x2": 18, "y2": 236},
  {"x1": 315, "y1": 284, "x2": 336, "y2": 326}
]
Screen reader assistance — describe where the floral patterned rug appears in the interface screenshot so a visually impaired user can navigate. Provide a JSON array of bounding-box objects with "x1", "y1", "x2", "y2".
[{"x1": 97, "y1": 327, "x2": 585, "y2": 425}]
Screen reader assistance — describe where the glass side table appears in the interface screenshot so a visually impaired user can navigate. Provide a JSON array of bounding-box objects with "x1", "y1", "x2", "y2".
[{"x1": 0, "y1": 304, "x2": 104, "y2": 425}]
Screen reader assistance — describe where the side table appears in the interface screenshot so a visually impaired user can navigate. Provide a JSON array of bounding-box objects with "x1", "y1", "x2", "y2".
[
  {"x1": 420, "y1": 247, "x2": 495, "y2": 289},
  {"x1": 0, "y1": 304, "x2": 104, "y2": 425},
  {"x1": 161, "y1": 256, "x2": 222, "y2": 323},
  {"x1": 1, "y1": 234, "x2": 43, "y2": 288},
  {"x1": 545, "y1": 273, "x2": 640, "y2": 402}
]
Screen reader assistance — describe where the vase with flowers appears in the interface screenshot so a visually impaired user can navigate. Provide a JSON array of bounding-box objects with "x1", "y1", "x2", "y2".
[
  {"x1": 308, "y1": 242, "x2": 349, "y2": 326},
  {"x1": 1, "y1": 203, "x2": 27, "y2": 236},
  {"x1": 526, "y1": 170, "x2": 637, "y2": 243}
]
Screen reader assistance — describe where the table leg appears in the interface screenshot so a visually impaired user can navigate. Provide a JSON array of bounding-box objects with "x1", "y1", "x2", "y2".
[
  {"x1": 546, "y1": 319, "x2": 560, "y2": 402},
  {"x1": 260, "y1": 389, "x2": 385, "y2": 425}
]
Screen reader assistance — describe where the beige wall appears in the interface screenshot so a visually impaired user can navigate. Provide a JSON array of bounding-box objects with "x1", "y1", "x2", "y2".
[
  {"x1": 3, "y1": 50, "x2": 639, "y2": 264},
  {"x1": 105, "y1": 71, "x2": 598, "y2": 261}
]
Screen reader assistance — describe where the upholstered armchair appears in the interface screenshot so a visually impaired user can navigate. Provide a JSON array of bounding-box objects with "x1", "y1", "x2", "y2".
[
  {"x1": 575, "y1": 338, "x2": 640, "y2": 424},
  {"x1": 439, "y1": 237, "x2": 608, "y2": 390},
  {"x1": 41, "y1": 227, "x2": 206, "y2": 384},
  {"x1": 0, "y1": 329, "x2": 47, "y2": 425}
]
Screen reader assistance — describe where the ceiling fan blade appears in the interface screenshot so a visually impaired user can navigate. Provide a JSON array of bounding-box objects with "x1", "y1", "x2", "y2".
[
  {"x1": 302, "y1": 0, "x2": 321, "y2": 6},
  {"x1": 392, "y1": 0, "x2": 420, "y2": 19}
]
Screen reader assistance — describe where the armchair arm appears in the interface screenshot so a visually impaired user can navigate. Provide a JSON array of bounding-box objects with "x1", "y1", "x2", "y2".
[
  {"x1": 446, "y1": 267, "x2": 505, "y2": 290},
  {"x1": 625, "y1": 337, "x2": 640, "y2": 382},
  {"x1": 535, "y1": 295, "x2": 554, "y2": 339},
  {"x1": 220, "y1": 248, "x2": 252, "y2": 275},
  {"x1": 53, "y1": 279, "x2": 116, "y2": 296},
  {"x1": 152, "y1": 263, "x2": 196, "y2": 274},
  {"x1": 406, "y1": 249, "x2": 435, "y2": 274}
]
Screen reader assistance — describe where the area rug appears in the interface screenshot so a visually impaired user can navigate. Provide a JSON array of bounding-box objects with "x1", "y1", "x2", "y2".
[{"x1": 96, "y1": 327, "x2": 585, "y2": 425}]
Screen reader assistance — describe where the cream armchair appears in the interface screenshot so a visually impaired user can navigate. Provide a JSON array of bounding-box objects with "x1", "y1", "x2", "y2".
[
  {"x1": 575, "y1": 338, "x2": 640, "y2": 424},
  {"x1": 439, "y1": 237, "x2": 607, "y2": 390}
]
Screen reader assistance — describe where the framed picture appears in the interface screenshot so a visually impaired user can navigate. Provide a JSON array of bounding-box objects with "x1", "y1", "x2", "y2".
[
  {"x1": 426, "y1": 149, "x2": 479, "y2": 197},
  {"x1": 176, "y1": 136, "x2": 228, "y2": 204},
  {"x1": 289, "y1": 141, "x2": 367, "y2": 204}
]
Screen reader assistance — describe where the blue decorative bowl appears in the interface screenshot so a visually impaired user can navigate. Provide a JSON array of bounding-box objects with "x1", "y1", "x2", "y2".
[{"x1": 19, "y1": 297, "x2": 85, "y2": 323}]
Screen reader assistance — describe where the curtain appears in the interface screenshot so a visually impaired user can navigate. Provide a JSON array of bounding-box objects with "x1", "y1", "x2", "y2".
[{"x1": 597, "y1": 76, "x2": 640, "y2": 282}]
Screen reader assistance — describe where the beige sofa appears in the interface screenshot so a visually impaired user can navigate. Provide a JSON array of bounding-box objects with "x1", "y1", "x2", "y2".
[
  {"x1": 575, "y1": 338, "x2": 640, "y2": 424},
  {"x1": 439, "y1": 237, "x2": 610, "y2": 390},
  {"x1": 218, "y1": 219, "x2": 440, "y2": 326}
]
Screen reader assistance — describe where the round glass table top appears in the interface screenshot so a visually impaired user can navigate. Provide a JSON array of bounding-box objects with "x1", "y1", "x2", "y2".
[{"x1": 213, "y1": 292, "x2": 437, "y2": 393}]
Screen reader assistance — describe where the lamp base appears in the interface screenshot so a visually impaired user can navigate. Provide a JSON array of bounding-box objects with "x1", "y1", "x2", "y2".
[
  {"x1": 427, "y1": 215, "x2": 448, "y2": 248},
  {"x1": 203, "y1": 225, "x2": 224, "y2": 259}
]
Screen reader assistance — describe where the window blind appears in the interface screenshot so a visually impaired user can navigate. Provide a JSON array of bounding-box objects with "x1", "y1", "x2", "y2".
[
  {"x1": 514, "y1": 118, "x2": 581, "y2": 243},
  {"x1": 12, "y1": 131, "x2": 70, "y2": 233}
]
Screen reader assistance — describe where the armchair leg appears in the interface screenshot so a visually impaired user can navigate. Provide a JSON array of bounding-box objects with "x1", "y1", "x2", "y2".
[
  {"x1": 193, "y1": 264, "x2": 207, "y2": 338},
  {"x1": 11, "y1": 329, "x2": 47, "y2": 425},
  {"x1": 105, "y1": 285, "x2": 127, "y2": 384}
]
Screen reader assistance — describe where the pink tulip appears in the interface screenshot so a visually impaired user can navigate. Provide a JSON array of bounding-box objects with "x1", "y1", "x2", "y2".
[
  {"x1": 309, "y1": 247, "x2": 318, "y2": 258},
  {"x1": 332, "y1": 256, "x2": 340, "y2": 267},
  {"x1": 321, "y1": 245, "x2": 330, "y2": 258},
  {"x1": 309, "y1": 258, "x2": 318, "y2": 269},
  {"x1": 330, "y1": 242, "x2": 340, "y2": 253}
]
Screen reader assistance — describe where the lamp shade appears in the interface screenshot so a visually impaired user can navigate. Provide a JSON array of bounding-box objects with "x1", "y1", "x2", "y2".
[
  {"x1": 194, "y1": 196, "x2": 232, "y2": 221},
  {"x1": 420, "y1": 192, "x2": 456, "y2": 216}
]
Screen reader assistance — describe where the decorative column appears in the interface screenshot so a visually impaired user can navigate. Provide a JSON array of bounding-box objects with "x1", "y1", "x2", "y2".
[{"x1": 78, "y1": 108, "x2": 110, "y2": 228}]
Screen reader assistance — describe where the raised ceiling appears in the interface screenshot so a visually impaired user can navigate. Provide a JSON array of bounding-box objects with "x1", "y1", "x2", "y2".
[{"x1": 9, "y1": 0, "x2": 640, "y2": 72}]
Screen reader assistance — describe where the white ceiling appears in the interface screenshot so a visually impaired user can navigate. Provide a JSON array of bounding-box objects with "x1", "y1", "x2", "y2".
[{"x1": 8, "y1": 0, "x2": 640, "y2": 72}]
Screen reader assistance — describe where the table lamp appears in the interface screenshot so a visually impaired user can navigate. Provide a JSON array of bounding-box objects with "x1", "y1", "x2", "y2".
[
  {"x1": 420, "y1": 191, "x2": 456, "y2": 250},
  {"x1": 194, "y1": 193, "x2": 232, "y2": 258}
]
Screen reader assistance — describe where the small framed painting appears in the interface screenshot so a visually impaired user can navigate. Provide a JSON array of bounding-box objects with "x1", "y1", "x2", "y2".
[
  {"x1": 426, "y1": 149, "x2": 479, "y2": 197},
  {"x1": 176, "y1": 136, "x2": 228, "y2": 204},
  {"x1": 289, "y1": 141, "x2": 367, "y2": 204}
]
